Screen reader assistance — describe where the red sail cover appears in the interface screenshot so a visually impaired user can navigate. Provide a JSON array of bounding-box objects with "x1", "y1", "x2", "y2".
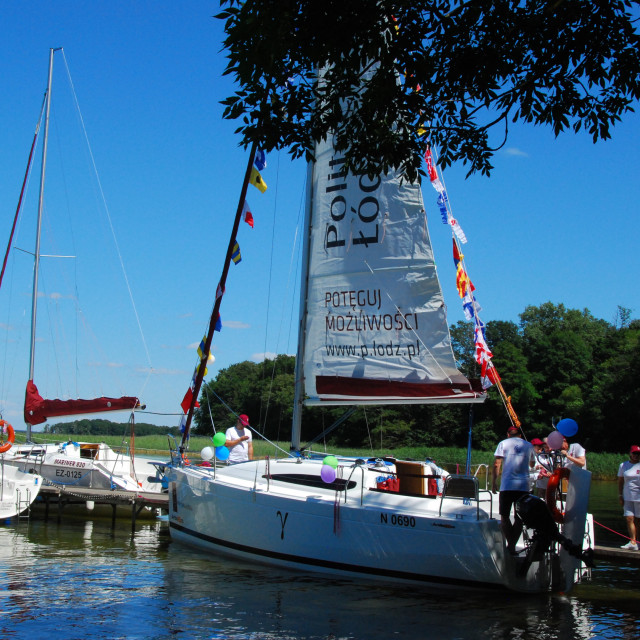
[{"x1": 24, "y1": 380, "x2": 141, "y2": 426}]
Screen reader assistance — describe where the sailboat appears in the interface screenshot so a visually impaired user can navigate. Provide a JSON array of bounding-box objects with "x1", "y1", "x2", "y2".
[
  {"x1": 1, "y1": 48, "x2": 164, "y2": 496},
  {"x1": 0, "y1": 456, "x2": 41, "y2": 520},
  {"x1": 165, "y1": 75, "x2": 592, "y2": 591}
]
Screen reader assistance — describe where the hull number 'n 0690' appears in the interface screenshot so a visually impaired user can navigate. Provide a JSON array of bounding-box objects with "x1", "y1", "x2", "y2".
[{"x1": 380, "y1": 513, "x2": 416, "y2": 528}]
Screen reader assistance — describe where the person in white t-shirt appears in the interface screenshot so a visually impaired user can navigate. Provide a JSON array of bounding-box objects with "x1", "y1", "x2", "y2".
[
  {"x1": 617, "y1": 444, "x2": 640, "y2": 551},
  {"x1": 561, "y1": 436, "x2": 586, "y2": 469},
  {"x1": 492, "y1": 426, "x2": 535, "y2": 555},
  {"x1": 225, "y1": 414, "x2": 253, "y2": 464}
]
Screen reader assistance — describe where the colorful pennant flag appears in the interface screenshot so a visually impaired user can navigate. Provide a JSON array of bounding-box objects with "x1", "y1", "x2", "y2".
[
  {"x1": 437, "y1": 192, "x2": 449, "y2": 224},
  {"x1": 453, "y1": 239, "x2": 474, "y2": 298},
  {"x1": 250, "y1": 167, "x2": 267, "y2": 193},
  {"x1": 254, "y1": 149, "x2": 267, "y2": 171},
  {"x1": 242, "y1": 200, "x2": 254, "y2": 228},
  {"x1": 215, "y1": 313, "x2": 222, "y2": 332},
  {"x1": 448, "y1": 215, "x2": 467, "y2": 244},
  {"x1": 180, "y1": 370, "x2": 201, "y2": 414},
  {"x1": 482, "y1": 363, "x2": 501, "y2": 390},
  {"x1": 231, "y1": 242, "x2": 242, "y2": 264},
  {"x1": 424, "y1": 147, "x2": 444, "y2": 193},
  {"x1": 462, "y1": 290, "x2": 481, "y2": 321},
  {"x1": 216, "y1": 283, "x2": 225, "y2": 300},
  {"x1": 197, "y1": 336, "x2": 206, "y2": 359}
]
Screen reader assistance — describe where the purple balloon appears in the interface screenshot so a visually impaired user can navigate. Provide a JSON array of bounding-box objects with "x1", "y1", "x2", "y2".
[
  {"x1": 320, "y1": 465, "x2": 336, "y2": 483},
  {"x1": 547, "y1": 430, "x2": 564, "y2": 450}
]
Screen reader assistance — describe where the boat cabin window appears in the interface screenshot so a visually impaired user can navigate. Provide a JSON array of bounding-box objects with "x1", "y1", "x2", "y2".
[
  {"x1": 263, "y1": 473, "x2": 357, "y2": 492},
  {"x1": 80, "y1": 444, "x2": 100, "y2": 460}
]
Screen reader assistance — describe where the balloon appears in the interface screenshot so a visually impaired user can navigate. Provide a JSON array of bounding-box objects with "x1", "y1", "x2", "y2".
[
  {"x1": 556, "y1": 418, "x2": 578, "y2": 438},
  {"x1": 320, "y1": 465, "x2": 336, "y2": 483},
  {"x1": 215, "y1": 445, "x2": 230, "y2": 461},
  {"x1": 201, "y1": 446, "x2": 214, "y2": 461},
  {"x1": 323, "y1": 455, "x2": 338, "y2": 469},
  {"x1": 547, "y1": 430, "x2": 564, "y2": 450},
  {"x1": 212, "y1": 432, "x2": 226, "y2": 447}
]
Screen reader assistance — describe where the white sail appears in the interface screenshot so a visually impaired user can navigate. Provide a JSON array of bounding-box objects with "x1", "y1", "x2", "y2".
[{"x1": 302, "y1": 136, "x2": 483, "y2": 405}]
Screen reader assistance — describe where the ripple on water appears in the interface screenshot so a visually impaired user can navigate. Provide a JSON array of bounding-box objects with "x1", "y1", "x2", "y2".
[{"x1": 0, "y1": 517, "x2": 638, "y2": 640}]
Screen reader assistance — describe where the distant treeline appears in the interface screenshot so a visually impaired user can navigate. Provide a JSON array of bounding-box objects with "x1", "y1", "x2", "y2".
[
  {"x1": 45, "y1": 418, "x2": 181, "y2": 437},
  {"x1": 192, "y1": 302, "x2": 639, "y2": 455}
]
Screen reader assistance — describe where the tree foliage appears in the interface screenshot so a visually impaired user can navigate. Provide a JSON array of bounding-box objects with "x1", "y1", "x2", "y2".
[
  {"x1": 47, "y1": 419, "x2": 179, "y2": 437},
  {"x1": 217, "y1": 0, "x2": 640, "y2": 181},
  {"x1": 192, "y1": 302, "x2": 639, "y2": 454}
]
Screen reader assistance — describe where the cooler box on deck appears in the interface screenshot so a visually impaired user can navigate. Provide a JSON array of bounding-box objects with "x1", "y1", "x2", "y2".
[{"x1": 395, "y1": 461, "x2": 438, "y2": 497}]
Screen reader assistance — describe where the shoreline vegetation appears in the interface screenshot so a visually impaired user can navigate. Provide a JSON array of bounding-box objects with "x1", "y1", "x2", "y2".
[{"x1": 14, "y1": 431, "x2": 623, "y2": 481}]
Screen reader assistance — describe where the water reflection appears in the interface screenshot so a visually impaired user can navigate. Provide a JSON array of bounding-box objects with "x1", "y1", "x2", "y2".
[{"x1": 0, "y1": 511, "x2": 637, "y2": 640}]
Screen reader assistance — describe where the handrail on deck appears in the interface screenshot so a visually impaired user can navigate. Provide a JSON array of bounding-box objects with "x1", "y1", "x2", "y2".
[{"x1": 439, "y1": 474, "x2": 494, "y2": 520}]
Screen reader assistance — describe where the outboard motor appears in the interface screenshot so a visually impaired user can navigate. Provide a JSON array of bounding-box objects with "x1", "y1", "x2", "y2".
[{"x1": 514, "y1": 494, "x2": 594, "y2": 574}]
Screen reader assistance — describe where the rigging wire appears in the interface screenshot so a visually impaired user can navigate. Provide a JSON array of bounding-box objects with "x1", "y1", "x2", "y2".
[{"x1": 60, "y1": 50, "x2": 154, "y2": 399}]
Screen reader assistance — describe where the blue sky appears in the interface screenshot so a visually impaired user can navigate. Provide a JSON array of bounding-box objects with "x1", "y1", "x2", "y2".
[{"x1": 1, "y1": 2, "x2": 638, "y2": 431}]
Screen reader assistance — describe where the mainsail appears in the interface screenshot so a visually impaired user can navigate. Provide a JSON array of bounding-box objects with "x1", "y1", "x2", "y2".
[
  {"x1": 24, "y1": 380, "x2": 141, "y2": 426},
  {"x1": 301, "y1": 137, "x2": 484, "y2": 405}
]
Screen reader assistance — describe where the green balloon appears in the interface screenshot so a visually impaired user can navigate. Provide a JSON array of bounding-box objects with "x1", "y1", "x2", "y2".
[
  {"x1": 323, "y1": 455, "x2": 338, "y2": 469},
  {"x1": 212, "y1": 432, "x2": 226, "y2": 447}
]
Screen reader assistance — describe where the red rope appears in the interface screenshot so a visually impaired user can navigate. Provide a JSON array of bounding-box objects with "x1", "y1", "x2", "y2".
[{"x1": 593, "y1": 519, "x2": 631, "y2": 541}]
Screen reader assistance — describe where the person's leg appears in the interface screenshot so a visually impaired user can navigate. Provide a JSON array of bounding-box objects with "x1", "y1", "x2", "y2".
[
  {"x1": 499, "y1": 491, "x2": 519, "y2": 554},
  {"x1": 626, "y1": 515, "x2": 637, "y2": 542},
  {"x1": 500, "y1": 515, "x2": 515, "y2": 552},
  {"x1": 621, "y1": 509, "x2": 638, "y2": 549}
]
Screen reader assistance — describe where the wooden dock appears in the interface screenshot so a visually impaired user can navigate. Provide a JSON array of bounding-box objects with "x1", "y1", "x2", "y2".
[
  {"x1": 593, "y1": 544, "x2": 640, "y2": 564},
  {"x1": 34, "y1": 484, "x2": 168, "y2": 529}
]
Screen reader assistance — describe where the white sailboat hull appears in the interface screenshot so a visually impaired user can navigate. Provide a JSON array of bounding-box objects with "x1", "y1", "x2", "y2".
[
  {"x1": 0, "y1": 463, "x2": 42, "y2": 519},
  {"x1": 3, "y1": 442, "x2": 165, "y2": 493},
  {"x1": 167, "y1": 458, "x2": 585, "y2": 592}
]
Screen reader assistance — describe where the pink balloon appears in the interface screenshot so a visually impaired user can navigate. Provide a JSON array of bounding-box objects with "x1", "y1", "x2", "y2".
[
  {"x1": 547, "y1": 430, "x2": 564, "y2": 450},
  {"x1": 320, "y1": 465, "x2": 336, "y2": 483}
]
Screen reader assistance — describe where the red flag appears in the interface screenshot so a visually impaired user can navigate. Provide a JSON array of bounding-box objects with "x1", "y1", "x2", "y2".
[
  {"x1": 180, "y1": 372, "x2": 201, "y2": 413},
  {"x1": 180, "y1": 387, "x2": 194, "y2": 414}
]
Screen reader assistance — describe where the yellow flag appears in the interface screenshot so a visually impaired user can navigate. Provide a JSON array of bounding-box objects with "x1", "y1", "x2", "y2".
[{"x1": 250, "y1": 167, "x2": 267, "y2": 193}]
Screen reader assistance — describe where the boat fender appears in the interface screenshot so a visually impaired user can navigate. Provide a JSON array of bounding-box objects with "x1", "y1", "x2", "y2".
[
  {"x1": 0, "y1": 420, "x2": 15, "y2": 453},
  {"x1": 545, "y1": 467, "x2": 570, "y2": 523}
]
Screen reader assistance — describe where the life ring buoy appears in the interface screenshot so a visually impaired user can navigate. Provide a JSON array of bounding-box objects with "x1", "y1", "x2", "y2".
[
  {"x1": 0, "y1": 420, "x2": 15, "y2": 453},
  {"x1": 545, "y1": 467, "x2": 570, "y2": 523}
]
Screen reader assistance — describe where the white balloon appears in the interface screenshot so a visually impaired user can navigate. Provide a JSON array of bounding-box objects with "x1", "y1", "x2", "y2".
[{"x1": 201, "y1": 446, "x2": 214, "y2": 461}]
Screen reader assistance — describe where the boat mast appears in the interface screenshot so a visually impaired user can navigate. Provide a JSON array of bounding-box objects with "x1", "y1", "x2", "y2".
[
  {"x1": 179, "y1": 141, "x2": 258, "y2": 453},
  {"x1": 290, "y1": 161, "x2": 315, "y2": 452},
  {"x1": 26, "y1": 47, "x2": 60, "y2": 442}
]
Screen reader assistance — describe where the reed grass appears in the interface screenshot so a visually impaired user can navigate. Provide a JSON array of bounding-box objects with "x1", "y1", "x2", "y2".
[{"x1": 16, "y1": 432, "x2": 622, "y2": 480}]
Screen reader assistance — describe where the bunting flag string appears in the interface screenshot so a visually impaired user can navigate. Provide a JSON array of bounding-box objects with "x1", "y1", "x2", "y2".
[
  {"x1": 178, "y1": 150, "x2": 268, "y2": 419},
  {"x1": 427, "y1": 144, "x2": 500, "y2": 392}
]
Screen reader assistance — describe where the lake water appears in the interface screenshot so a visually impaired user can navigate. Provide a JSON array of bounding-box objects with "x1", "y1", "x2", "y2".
[{"x1": 0, "y1": 481, "x2": 638, "y2": 640}]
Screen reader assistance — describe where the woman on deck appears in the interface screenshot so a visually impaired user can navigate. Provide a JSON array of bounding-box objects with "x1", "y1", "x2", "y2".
[{"x1": 617, "y1": 445, "x2": 640, "y2": 551}]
